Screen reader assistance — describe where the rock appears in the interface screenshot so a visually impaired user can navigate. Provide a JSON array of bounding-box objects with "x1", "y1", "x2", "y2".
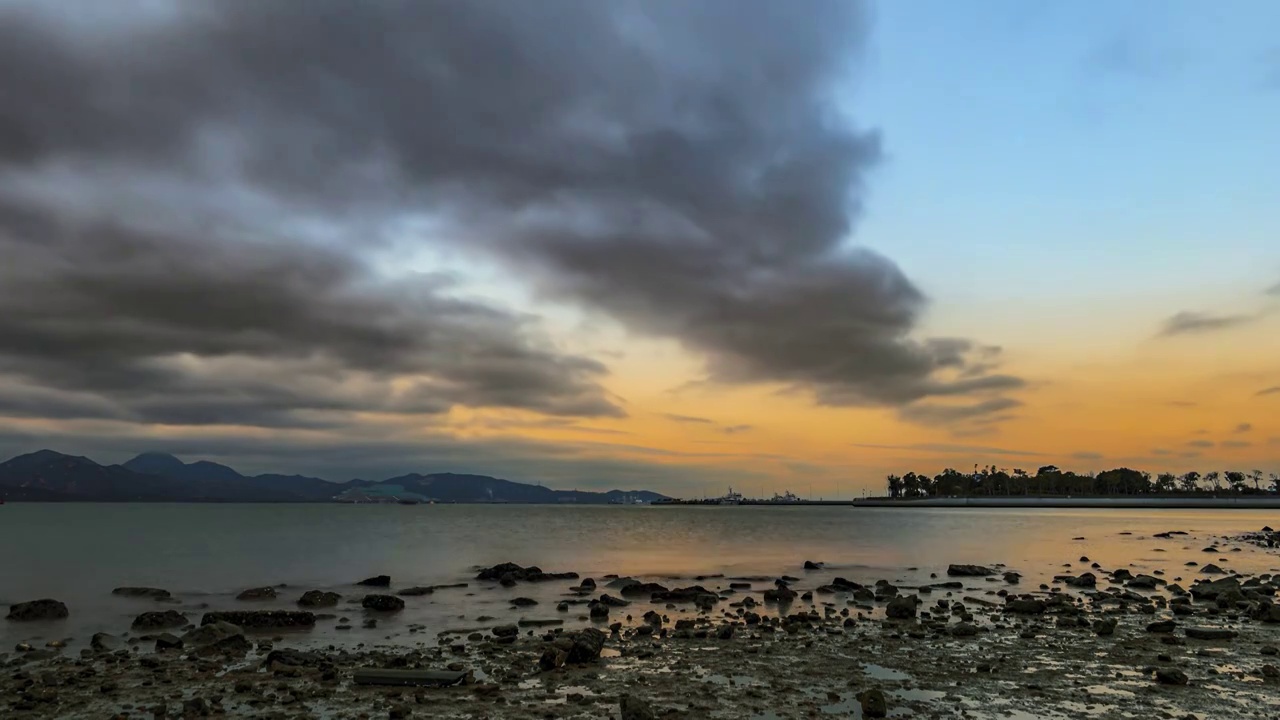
[
  {"x1": 856, "y1": 688, "x2": 888, "y2": 718},
  {"x1": 1127, "y1": 575, "x2": 1162, "y2": 590},
  {"x1": 476, "y1": 562, "x2": 578, "y2": 583},
  {"x1": 589, "y1": 602, "x2": 609, "y2": 619},
  {"x1": 183, "y1": 697, "x2": 211, "y2": 717},
  {"x1": 510, "y1": 597, "x2": 538, "y2": 607},
  {"x1": 1185, "y1": 627, "x2": 1237, "y2": 640},
  {"x1": 599, "y1": 594, "x2": 629, "y2": 607},
  {"x1": 133, "y1": 610, "x2": 188, "y2": 630},
  {"x1": 803, "y1": 560, "x2": 824, "y2": 570},
  {"x1": 1063, "y1": 573, "x2": 1097, "y2": 588},
  {"x1": 201, "y1": 610, "x2": 316, "y2": 628},
  {"x1": 1200, "y1": 564, "x2": 1225, "y2": 574},
  {"x1": 1262, "y1": 664, "x2": 1279, "y2": 679},
  {"x1": 492, "y1": 624, "x2": 519, "y2": 638},
  {"x1": 1155, "y1": 668, "x2": 1188, "y2": 685},
  {"x1": 947, "y1": 565, "x2": 994, "y2": 577},
  {"x1": 90, "y1": 632, "x2": 120, "y2": 652},
  {"x1": 236, "y1": 586, "x2": 276, "y2": 601},
  {"x1": 1093, "y1": 618, "x2": 1118, "y2": 636},
  {"x1": 362, "y1": 595, "x2": 406, "y2": 612},
  {"x1": 397, "y1": 587, "x2": 434, "y2": 597},
  {"x1": 6, "y1": 599, "x2": 69, "y2": 621},
  {"x1": 298, "y1": 590, "x2": 342, "y2": 607},
  {"x1": 1146, "y1": 620, "x2": 1177, "y2": 633},
  {"x1": 357, "y1": 575, "x2": 392, "y2": 587},
  {"x1": 538, "y1": 628, "x2": 606, "y2": 671},
  {"x1": 182, "y1": 621, "x2": 251, "y2": 656},
  {"x1": 112, "y1": 587, "x2": 171, "y2": 600},
  {"x1": 620, "y1": 694, "x2": 656, "y2": 720},
  {"x1": 154, "y1": 633, "x2": 183, "y2": 651},
  {"x1": 1190, "y1": 577, "x2": 1241, "y2": 601},
  {"x1": 390, "y1": 704, "x2": 411, "y2": 719},
  {"x1": 950, "y1": 622, "x2": 979, "y2": 637},
  {"x1": 1006, "y1": 599, "x2": 1046, "y2": 615},
  {"x1": 885, "y1": 595, "x2": 917, "y2": 620},
  {"x1": 763, "y1": 585, "x2": 798, "y2": 603},
  {"x1": 1002, "y1": 572, "x2": 1021, "y2": 584}
]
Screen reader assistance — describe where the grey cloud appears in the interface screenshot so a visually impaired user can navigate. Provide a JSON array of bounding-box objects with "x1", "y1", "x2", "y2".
[
  {"x1": 0, "y1": 201, "x2": 622, "y2": 427},
  {"x1": 1235, "y1": 423, "x2": 1253, "y2": 433},
  {"x1": 721, "y1": 425, "x2": 753, "y2": 435},
  {"x1": 1220, "y1": 440, "x2": 1251, "y2": 449},
  {"x1": 1266, "y1": 280, "x2": 1280, "y2": 296},
  {"x1": 1159, "y1": 311, "x2": 1257, "y2": 337},
  {"x1": 1257, "y1": 387, "x2": 1280, "y2": 397},
  {"x1": 662, "y1": 414, "x2": 715, "y2": 425},
  {"x1": 897, "y1": 398, "x2": 1023, "y2": 426},
  {"x1": 1186, "y1": 440, "x2": 1215, "y2": 448},
  {"x1": 1151, "y1": 448, "x2": 1173, "y2": 456},
  {"x1": 850, "y1": 442, "x2": 1044, "y2": 457},
  {"x1": 1071, "y1": 452, "x2": 1103, "y2": 461},
  {"x1": 0, "y1": 0, "x2": 1024, "y2": 434}
]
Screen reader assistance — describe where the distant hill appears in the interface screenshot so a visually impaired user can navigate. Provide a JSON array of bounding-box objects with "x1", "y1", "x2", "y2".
[{"x1": 0, "y1": 450, "x2": 669, "y2": 504}]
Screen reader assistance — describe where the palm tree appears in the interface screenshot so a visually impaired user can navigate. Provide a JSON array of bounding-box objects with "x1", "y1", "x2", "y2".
[{"x1": 1178, "y1": 472, "x2": 1200, "y2": 493}]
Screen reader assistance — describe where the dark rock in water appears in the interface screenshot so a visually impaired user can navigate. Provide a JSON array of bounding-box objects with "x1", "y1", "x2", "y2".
[
  {"x1": 201, "y1": 610, "x2": 317, "y2": 628},
  {"x1": 599, "y1": 594, "x2": 629, "y2": 607},
  {"x1": 263, "y1": 648, "x2": 328, "y2": 669},
  {"x1": 947, "y1": 564, "x2": 994, "y2": 577},
  {"x1": 397, "y1": 586, "x2": 435, "y2": 597},
  {"x1": 6, "y1": 599, "x2": 69, "y2": 621},
  {"x1": 298, "y1": 590, "x2": 342, "y2": 607},
  {"x1": 477, "y1": 562, "x2": 578, "y2": 584},
  {"x1": 885, "y1": 595, "x2": 917, "y2": 620},
  {"x1": 357, "y1": 575, "x2": 392, "y2": 587},
  {"x1": 950, "y1": 622, "x2": 978, "y2": 637},
  {"x1": 620, "y1": 695, "x2": 656, "y2": 720},
  {"x1": 1190, "y1": 577, "x2": 1241, "y2": 601},
  {"x1": 1185, "y1": 627, "x2": 1236, "y2": 640},
  {"x1": 651, "y1": 586, "x2": 717, "y2": 604},
  {"x1": 1063, "y1": 572, "x2": 1097, "y2": 588},
  {"x1": 589, "y1": 602, "x2": 609, "y2": 619},
  {"x1": 1002, "y1": 572, "x2": 1021, "y2": 584},
  {"x1": 717, "y1": 624, "x2": 735, "y2": 639},
  {"x1": 1199, "y1": 564, "x2": 1224, "y2": 574},
  {"x1": 803, "y1": 560, "x2": 824, "y2": 570},
  {"x1": 538, "y1": 628, "x2": 606, "y2": 670},
  {"x1": 133, "y1": 610, "x2": 187, "y2": 630},
  {"x1": 1146, "y1": 620, "x2": 1177, "y2": 633},
  {"x1": 763, "y1": 585, "x2": 798, "y2": 603},
  {"x1": 1127, "y1": 575, "x2": 1162, "y2": 590},
  {"x1": 112, "y1": 587, "x2": 171, "y2": 600},
  {"x1": 856, "y1": 688, "x2": 888, "y2": 718},
  {"x1": 182, "y1": 621, "x2": 251, "y2": 656},
  {"x1": 155, "y1": 633, "x2": 183, "y2": 651},
  {"x1": 236, "y1": 586, "x2": 277, "y2": 601},
  {"x1": 1155, "y1": 668, "x2": 1188, "y2": 685},
  {"x1": 90, "y1": 632, "x2": 120, "y2": 652},
  {"x1": 1093, "y1": 618, "x2": 1118, "y2": 636},
  {"x1": 510, "y1": 597, "x2": 538, "y2": 607},
  {"x1": 1112, "y1": 569, "x2": 1134, "y2": 581},
  {"x1": 492, "y1": 624, "x2": 519, "y2": 638},
  {"x1": 1006, "y1": 598, "x2": 1046, "y2": 615},
  {"x1": 622, "y1": 582, "x2": 670, "y2": 597},
  {"x1": 556, "y1": 601, "x2": 570, "y2": 612},
  {"x1": 577, "y1": 578, "x2": 597, "y2": 591},
  {"x1": 362, "y1": 595, "x2": 406, "y2": 612}
]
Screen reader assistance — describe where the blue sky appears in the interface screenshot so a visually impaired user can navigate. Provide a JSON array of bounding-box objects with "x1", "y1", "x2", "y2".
[{"x1": 856, "y1": 0, "x2": 1280, "y2": 343}]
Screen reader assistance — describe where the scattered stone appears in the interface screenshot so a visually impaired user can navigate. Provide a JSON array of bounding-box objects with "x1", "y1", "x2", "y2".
[
  {"x1": 154, "y1": 633, "x2": 183, "y2": 651},
  {"x1": 885, "y1": 595, "x2": 917, "y2": 620},
  {"x1": 803, "y1": 560, "x2": 824, "y2": 570},
  {"x1": 1146, "y1": 620, "x2": 1177, "y2": 633},
  {"x1": 1185, "y1": 627, "x2": 1237, "y2": 641},
  {"x1": 1155, "y1": 668, "x2": 1188, "y2": 685},
  {"x1": 856, "y1": 688, "x2": 888, "y2": 718},
  {"x1": 1006, "y1": 599, "x2": 1046, "y2": 615},
  {"x1": 510, "y1": 597, "x2": 538, "y2": 607},
  {"x1": 182, "y1": 621, "x2": 251, "y2": 656},
  {"x1": 1094, "y1": 618, "x2": 1118, "y2": 636},
  {"x1": 200, "y1": 611, "x2": 316, "y2": 631},
  {"x1": 357, "y1": 575, "x2": 392, "y2": 587},
  {"x1": 1002, "y1": 572, "x2": 1021, "y2": 584},
  {"x1": 620, "y1": 694, "x2": 656, "y2": 720},
  {"x1": 133, "y1": 610, "x2": 187, "y2": 630},
  {"x1": 90, "y1": 632, "x2": 120, "y2": 652}
]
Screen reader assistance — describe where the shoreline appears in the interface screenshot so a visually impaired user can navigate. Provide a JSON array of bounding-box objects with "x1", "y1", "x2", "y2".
[{"x1": 4, "y1": 528, "x2": 1279, "y2": 718}]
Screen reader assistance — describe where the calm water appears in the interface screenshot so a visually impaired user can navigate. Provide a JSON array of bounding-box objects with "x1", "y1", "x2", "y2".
[{"x1": 3, "y1": 504, "x2": 1277, "y2": 651}]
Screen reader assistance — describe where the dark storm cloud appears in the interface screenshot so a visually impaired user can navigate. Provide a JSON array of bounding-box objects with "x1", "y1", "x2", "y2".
[
  {"x1": 0, "y1": 0, "x2": 1024, "y2": 435},
  {"x1": 896, "y1": 398, "x2": 1024, "y2": 426},
  {"x1": 1158, "y1": 311, "x2": 1256, "y2": 337},
  {"x1": 0, "y1": 201, "x2": 622, "y2": 426}
]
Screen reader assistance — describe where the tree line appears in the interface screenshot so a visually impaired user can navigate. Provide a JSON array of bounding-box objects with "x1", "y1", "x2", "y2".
[{"x1": 884, "y1": 465, "x2": 1280, "y2": 499}]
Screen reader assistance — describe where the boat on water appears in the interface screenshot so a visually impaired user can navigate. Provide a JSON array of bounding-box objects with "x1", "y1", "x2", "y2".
[
  {"x1": 716, "y1": 487, "x2": 744, "y2": 505},
  {"x1": 769, "y1": 490, "x2": 801, "y2": 503}
]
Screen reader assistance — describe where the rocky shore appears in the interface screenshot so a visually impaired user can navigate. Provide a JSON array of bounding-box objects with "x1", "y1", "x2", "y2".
[{"x1": 4, "y1": 530, "x2": 1280, "y2": 719}]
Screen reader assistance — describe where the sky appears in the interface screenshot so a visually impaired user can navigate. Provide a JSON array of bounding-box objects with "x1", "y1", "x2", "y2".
[{"x1": 0, "y1": 0, "x2": 1276, "y2": 496}]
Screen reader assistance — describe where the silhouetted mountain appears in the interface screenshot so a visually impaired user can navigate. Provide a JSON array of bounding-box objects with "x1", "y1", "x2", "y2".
[
  {"x1": 0, "y1": 450, "x2": 669, "y2": 504},
  {"x1": 123, "y1": 452, "x2": 243, "y2": 482}
]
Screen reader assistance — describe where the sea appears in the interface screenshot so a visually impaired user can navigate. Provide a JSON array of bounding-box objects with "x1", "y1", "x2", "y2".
[{"x1": 2, "y1": 504, "x2": 1276, "y2": 652}]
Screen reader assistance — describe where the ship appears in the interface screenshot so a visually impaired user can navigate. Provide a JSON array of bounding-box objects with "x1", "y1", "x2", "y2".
[
  {"x1": 769, "y1": 490, "x2": 801, "y2": 503},
  {"x1": 716, "y1": 487, "x2": 744, "y2": 505}
]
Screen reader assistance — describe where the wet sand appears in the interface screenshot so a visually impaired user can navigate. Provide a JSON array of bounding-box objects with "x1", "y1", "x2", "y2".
[{"x1": 4, "y1": 526, "x2": 1279, "y2": 719}]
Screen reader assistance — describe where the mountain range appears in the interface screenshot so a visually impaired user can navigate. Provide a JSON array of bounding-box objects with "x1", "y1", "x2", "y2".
[{"x1": 0, "y1": 450, "x2": 668, "y2": 504}]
